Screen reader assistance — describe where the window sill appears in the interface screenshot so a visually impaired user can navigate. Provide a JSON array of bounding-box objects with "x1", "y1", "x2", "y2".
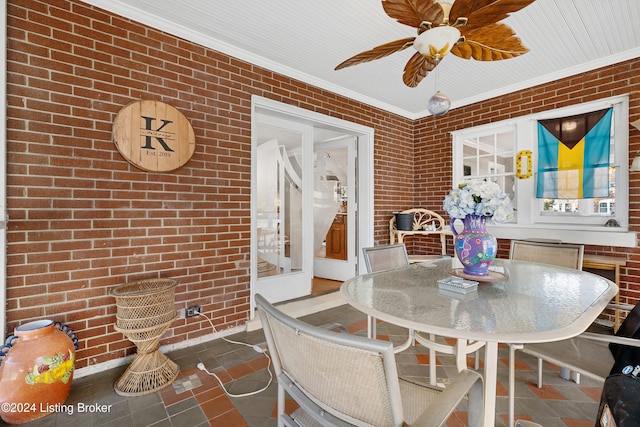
[{"x1": 487, "y1": 224, "x2": 637, "y2": 248}]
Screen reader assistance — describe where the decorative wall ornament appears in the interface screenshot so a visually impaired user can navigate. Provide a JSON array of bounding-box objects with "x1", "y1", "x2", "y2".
[
  {"x1": 516, "y1": 150, "x2": 532, "y2": 179},
  {"x1": 113, "y1": 100, "x2": 196, "y2": 172}
]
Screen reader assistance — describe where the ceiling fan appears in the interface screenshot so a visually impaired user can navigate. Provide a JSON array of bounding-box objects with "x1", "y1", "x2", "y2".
[{"x1": 335, "y1": 0, "x2": 537, "y2": 88}]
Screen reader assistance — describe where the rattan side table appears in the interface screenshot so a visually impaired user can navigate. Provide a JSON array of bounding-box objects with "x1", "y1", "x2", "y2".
[{"x1": 111, "y1": 279, "x2": 180, "y2": 396}]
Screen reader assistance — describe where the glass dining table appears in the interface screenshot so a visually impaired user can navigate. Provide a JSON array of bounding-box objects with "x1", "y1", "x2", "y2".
[{"x1": 341, "y1": 258, "x2": 618, "y2": 426}]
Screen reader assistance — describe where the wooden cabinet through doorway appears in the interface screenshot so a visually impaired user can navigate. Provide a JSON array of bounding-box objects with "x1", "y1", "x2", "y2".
[{"x1": 326, "y1": 214, "x2": 347, "y2": 260}]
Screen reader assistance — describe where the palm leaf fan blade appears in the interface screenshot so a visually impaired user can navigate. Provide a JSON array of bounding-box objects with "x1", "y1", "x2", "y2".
[
  {"x1": 402, "y1": 51, "x2": 438, "y2": 87},
  {"x1": 451, "y1": 22, "x2": 528, "y2": 61},
  {"x1": 450, "y1": 0, "x2": 499, "y2": 25},
  {"x1": 451, "y1": 42, "x2": 473, "y2": 60},
  {"x1": 382, "y1": 0, "x2": 445, "y2": 28},
  {"x1": 335, "y1": 37, "x2": 415, "y2": 70},
  {"x1": 450, "y1": 0, "x2": 538, "y2": 32}
]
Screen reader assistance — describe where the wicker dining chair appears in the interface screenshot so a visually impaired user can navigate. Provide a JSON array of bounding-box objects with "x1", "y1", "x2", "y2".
[
  {"x1": 507, "y1": 239, "x2": 584, "y2": 427},
  {"x1": 362, "y1": 244, "x2": 484, "y2": 386},
  {"x1": 361, "y1": 244, "x2": 410, "y2": 341},
  {"x1": 255, "y1": 293, "x2": 485, "y2": 427},
  {"x1": 509, "y1": 239, "x2": 584, "y2": 270}
]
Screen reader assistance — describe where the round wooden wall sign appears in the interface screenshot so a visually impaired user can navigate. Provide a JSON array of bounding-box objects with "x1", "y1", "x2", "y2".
[{"x1": 113, "y1": 100, "x2": 196, "y2": 172}]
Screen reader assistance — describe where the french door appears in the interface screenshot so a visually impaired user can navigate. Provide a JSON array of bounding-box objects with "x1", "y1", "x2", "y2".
[
  {"x1": 313, "y1": 137, "x2": 358, "y2": 281},
  {"x1": 253, "y1": 115, "x2": 314, "y2": 303}
]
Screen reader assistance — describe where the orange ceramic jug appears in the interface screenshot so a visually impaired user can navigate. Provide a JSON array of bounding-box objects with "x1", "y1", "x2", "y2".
[{"x1": 0, "y1": 320, "x2": 78, "y2": 424}]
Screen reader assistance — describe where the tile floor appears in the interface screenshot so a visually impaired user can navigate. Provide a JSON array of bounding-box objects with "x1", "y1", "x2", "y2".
[{"x1": 14, "y1": 302, "x2": 606, "y2": 427}]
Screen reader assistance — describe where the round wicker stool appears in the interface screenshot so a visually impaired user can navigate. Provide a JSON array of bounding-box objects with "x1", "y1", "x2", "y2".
[{"x1": 111, "y1": 279, "x2": 180, "y2": 396}]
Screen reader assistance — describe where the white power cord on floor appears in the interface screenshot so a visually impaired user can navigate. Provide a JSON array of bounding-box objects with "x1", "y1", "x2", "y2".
[{"x1": 193, "y1": 309, "x2": 273, "y2": 398}]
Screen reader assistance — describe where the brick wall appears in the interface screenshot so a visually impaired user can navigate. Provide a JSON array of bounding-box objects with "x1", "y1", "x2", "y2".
[
  {"x1": 5, "y1": 0, "x2": 639, "y2": 370},
  {"x1": 5, "y1": 0, "x2": 415, "y2": 369}
]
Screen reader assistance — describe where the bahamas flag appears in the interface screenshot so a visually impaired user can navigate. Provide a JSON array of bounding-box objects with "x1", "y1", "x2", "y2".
[{"x1": 536, "y1": 108, "x2": 612, "y2": 199}]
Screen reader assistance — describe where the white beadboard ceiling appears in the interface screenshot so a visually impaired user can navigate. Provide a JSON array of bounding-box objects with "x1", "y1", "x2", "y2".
[{"x1": 81, "y1": 0, "x2": 640, "y2": 119}]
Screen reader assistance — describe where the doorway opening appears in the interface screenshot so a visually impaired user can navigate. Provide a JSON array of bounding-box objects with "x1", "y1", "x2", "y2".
[{"x1": 250, "y1": 96, "x2": 374, "y2": 314}]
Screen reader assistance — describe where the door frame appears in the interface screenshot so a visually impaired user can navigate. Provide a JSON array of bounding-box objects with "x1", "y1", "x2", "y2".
[{"x1": 250, "y1": 95, "x2": 374, "y2": 316}]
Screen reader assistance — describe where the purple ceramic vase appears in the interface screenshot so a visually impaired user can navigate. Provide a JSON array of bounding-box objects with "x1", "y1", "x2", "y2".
[{"x1": 452, "y1": 215, "x2": 497, "y2": 276}]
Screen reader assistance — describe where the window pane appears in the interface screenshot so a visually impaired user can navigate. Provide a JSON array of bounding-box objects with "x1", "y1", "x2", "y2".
[
  {"x1": 458, "y1": 129, "x2": 516, "y2": 221},
  {"x1": 461, "y1": 130, "x2": 515, "y2": 184}
]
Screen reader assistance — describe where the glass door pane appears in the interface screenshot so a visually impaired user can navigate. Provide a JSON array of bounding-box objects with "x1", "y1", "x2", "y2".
[
  {"x1": 253, "y1": 117, "x2": 313, "y2": 303},
  {"x1": 256, "y1": 137, "x2": 302, "y2": 277},
  {"x1": 313, "y1": 136, "x2": 357, "y2": 281}
]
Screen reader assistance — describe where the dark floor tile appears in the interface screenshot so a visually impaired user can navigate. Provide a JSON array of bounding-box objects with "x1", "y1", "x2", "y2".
[
  {"x1": 167, "y1": 405, "x2": 208, "y2": 427},
  {"x1": 13, "y1": 414, "x2": 57, "y2": 427},
  {"x1": 165, "y1": 396, "x2": 199, "y2": 417},
  {"x1": 230, "y1": 395, "x2": 277, "y2": 420},
  {"x1": 130, "y1": 402, "x2": 168, "y2": 427},
  {"x1": 127, "y1": 393, "x2": 163, "y2": 413},
  {"x1": 97, "y1": 415, "x2": 135, "y2": 427},
  {"x1": 93, "y1": 399, "x2": 131, "y2": 425}
]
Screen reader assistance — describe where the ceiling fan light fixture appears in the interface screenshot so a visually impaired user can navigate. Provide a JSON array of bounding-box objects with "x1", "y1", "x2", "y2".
[
  {"x1": 413, "y1": 26, "x2": 461, "y2": 61},
  {"x1": 427, "y1": 91, "x2": 451, "y2": 116}
]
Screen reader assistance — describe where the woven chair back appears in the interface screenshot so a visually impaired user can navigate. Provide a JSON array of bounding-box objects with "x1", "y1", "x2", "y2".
[
  {"x1": 256, "y1": 294, "x2": 404, "y2": 426},
  {"x1": 509, "y1": 240, "x2": 584, "y2": 270},
  {"x1": 362, "y1": 244, "x2": 409, "y2": 273}
]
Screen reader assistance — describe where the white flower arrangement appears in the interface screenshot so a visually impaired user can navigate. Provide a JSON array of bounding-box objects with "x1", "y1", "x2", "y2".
[{"x1": 443, "y1": 179, "x2": 514, "y2": 224}]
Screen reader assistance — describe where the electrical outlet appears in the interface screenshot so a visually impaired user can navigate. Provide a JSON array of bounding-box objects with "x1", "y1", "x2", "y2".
[
  {"x1": 186, "y1": 305, "x2": 201, "y2": 318},
  {"x1": 177, "y1": 308, "x2": 186, "y2": 319}
]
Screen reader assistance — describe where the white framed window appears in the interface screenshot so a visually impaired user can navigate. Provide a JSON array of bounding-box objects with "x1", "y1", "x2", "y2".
[{"x1": 451, "y1": 94, "x2": 635, "y2": 247}]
